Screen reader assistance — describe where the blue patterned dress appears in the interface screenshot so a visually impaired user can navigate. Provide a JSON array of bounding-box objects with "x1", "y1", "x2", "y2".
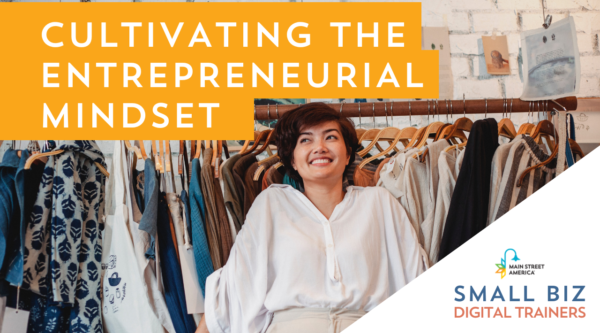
[{"x1": 21, "y1": 141, "x2": 107, "y2": 333}]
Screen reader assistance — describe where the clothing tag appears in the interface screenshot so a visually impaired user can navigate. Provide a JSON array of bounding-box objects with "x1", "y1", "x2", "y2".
[
  {"x1": 2, "y1": 307, "x2": 30, "y2": 333},
  {"x1": 491, "y1": 28, "x2": 498, "y2": 40}
]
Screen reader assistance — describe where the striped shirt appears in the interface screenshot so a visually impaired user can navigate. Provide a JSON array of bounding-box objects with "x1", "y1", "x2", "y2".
[{"x1": 490, "y1": 135, "x2": 556, "y2": 222}]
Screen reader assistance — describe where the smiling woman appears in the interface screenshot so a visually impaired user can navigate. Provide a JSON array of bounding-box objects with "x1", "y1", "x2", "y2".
[
  {"x1": 195, "y1": 103, "x2": 428, "y2": 333},
  {"x1": 274, "y1": 103, "x2": 358, "y2": 195}
]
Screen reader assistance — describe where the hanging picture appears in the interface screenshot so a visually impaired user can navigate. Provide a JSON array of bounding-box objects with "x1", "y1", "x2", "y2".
[
  {"x1": 520, "y1": 16, "x2": 580, "y2": 100},
  {"x1": 481, "y1": 35, "x2": 511, "y2": 75}
]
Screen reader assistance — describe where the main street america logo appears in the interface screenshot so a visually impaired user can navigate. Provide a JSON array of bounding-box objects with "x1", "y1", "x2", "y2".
[
  {"x1": 495, "y1": 249, "x2": 545, "y2": 279},
  {"x1": 495, "y1": 248, "x2": 520, "y2": 279}
]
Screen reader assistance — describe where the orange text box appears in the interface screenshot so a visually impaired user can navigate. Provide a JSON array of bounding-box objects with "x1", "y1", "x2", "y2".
[{"x1": 0, "y1": 2, "x2": 438, "y2": 139}]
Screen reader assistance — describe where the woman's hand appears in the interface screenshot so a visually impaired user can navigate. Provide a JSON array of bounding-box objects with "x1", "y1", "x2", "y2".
[{"x1": 196, "y1": 316, "x2": 210, "y2": 333}]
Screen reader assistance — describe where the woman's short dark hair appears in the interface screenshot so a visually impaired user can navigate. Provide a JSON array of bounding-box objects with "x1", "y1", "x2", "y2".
[{"x1": 274, "y1": 102, "x2": 359, "y2": 183}]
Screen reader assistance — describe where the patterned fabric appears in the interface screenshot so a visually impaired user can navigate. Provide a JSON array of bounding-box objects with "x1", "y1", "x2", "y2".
[
  {"x1": 189, "y1": 158, "x2": 213, "y2": 296},
  {"x1": 21, "y1": 141, "x2": 107, "y2": 333}
]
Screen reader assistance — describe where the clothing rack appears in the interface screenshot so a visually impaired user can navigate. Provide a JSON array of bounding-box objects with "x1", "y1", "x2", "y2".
[{"x1": 254, "y1": 96, "x2": 578, "y2": 120}]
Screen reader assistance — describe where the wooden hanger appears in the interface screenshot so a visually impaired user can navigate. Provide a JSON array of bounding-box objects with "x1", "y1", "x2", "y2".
[
  {"x1": 443, "y1": 138, "x2": 468, "y2": 153},
  {"x1": 569, "y1": 139, "x2": 584, "y2": 161},
  {"x1": 444, "y1": 116, "x2": 472, "y2": 142},
  {"x1": 152, "y1": 140, "x2": 162, "y2": 172},
  {"x1": 212, "y1": 140, "x2": 224, "y2": 178},
  {"x1": 138, "y1": 140, "x2": 148, "y2": 159},
  {"x1": 25, "y1": 150, "x2": 110, "y2": 177},
  {"x1": 434, "y1": 123, "x2": 452, "y2": 141},
  {"x1": 253, "y1": 154, "x2": 281, "y2": 181},
  {"x1": 158, "y1": 141, "x2": 165, "y2": 173},
  {"x1": 253, "y1": 130, "x2": 275, "y2": 156},
  {"x1": 239, "y1": 131, "x2": 260, "y2": 155},
  {"x1": 442, "y1": 96, "x2": 473, "y2": 154},
  {"x1": 518, "y1": 101, "x2": 536, "y2": 135},
  {"x1": 530, "y1": 120, "x2": 555, "y2": 146},
  {"x1": 355, "y1": 128, "x2": 367, "y2": 139},
  {"x1": 190, "y1": 140, "x2": 196, "y2": 161},
  {"x1": 356, "y1": 128, "x2": 382, "y2": 157},
  {"x1": 411, "y1": 121, "x2": 445, "y2": 160},
  {"x1": 517, "y1": 119, "x2": 559, "y2": 187},
  {"x1": 397, "y1": 127, "x2": 417, "y2": 147},
  {"x1": 241, "y1": 105, "x2": 260, "y2": 155},
  {"x1": 498, "y1": 120, "x2": 517, "y2": 139},
  {"x1": 405, "y1": 126, "x2": 427, "y2": 149},
  {"x1": 124, "y1": 140, "x2": 143, "y2": 160},
  {"x1": 358, "y1": 128, "x2": 406, "y2": 170},
  {"x1": 164, "y1": 141, "x2": 172, "y2": 173},
  {"x1": 358, "y1": 126, "x2": 414, "y2": 156},
  {"x1": 242, "y1": 129, "x2": 273, "y2": 156},
  {"x1": 414, "y1": 121, "x2": 444, "y2": 149},
  {"x1": 194, "y1": 140, "x2": 204, "y2": 159},
  {"x1": 498, "y1": 99, "x2": 517, "y2": 140},
  {"x1": 178, "y1": 141, "x2": 185, "y2": 175}
]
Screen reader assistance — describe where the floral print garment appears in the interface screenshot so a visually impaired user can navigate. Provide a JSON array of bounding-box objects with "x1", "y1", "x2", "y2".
[{"x1": 21, "y1": 141, "x2": 106, "y2": 333}]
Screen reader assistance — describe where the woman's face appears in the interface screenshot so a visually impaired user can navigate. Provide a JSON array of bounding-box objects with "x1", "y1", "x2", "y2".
[{"x1": 292, "y1": 120, "x2": 350, "y2": 185}]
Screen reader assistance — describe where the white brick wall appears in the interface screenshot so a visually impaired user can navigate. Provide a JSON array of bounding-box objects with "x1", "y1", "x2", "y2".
[
  {"x1": 472, "y1": 12, "x2": 519, "y2": 32},
  {"x1": 421, "y1": 0, "x2": 600, "y2": 99}
]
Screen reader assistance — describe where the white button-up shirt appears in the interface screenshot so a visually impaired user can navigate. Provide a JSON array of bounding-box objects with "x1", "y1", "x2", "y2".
[{"x1": 205, "y1": 184, "x2": 427, "y2": 333}]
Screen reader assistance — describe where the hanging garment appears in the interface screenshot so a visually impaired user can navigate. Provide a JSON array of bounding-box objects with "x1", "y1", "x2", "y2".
[
  {"x1": 156, "y1": 191, "x2": 197, "y2": 333},
  {"x1": 127, "y1": 148, "x2": 175, "y2": 333},
  {"x1": 243, "y1": 162, "x2": 261, "y2": 206},
  {"x1": 166, "y1": 191, "x2": 205, "y2": 316},
  {"x1": 232, "y1": 153, "x2": 259, "y2": 220},
  {"x1": 0, "y1": 149, "x2": 33, "y2": 295},
  {"x1": 213, "y1": 177, "x2": 233, "y2": 264},
  {"x1": 353, "y1": 157, "x2": 391, "y2": 187},
  {"x1": 139, "y1": 159, "x2": 159, "y2": 260},
  {"x1": 438, "y1": 119, "x2": 499, "y2": 262},
  {"x1": 376, "y1": 148, "x2": 420, "y2": 198},
  {"x1": 101, "y1": 141, "x2": 171, "y2": 333},
  {"x1": 353, "y1": 166, "x2": 375, "y2": 187},
  {"x1": 21, "y1": 141, "x2": 107, "y2": 333},
  {"x1": 400, "y1": 152, "x2": 430, "y2": 247},
  {"x1": 487, "y1": 135, "x2": 525, "y2": 225},
  {"x1": 219, "y1": 176, "x2": 238, "y2": 242},
  {"x1": 373, "y1": 158, "x2": 389, "y2": 184},
  {"x1": 181, "y1": 190, "x2": 193, "y2": 246},
  {"x1": 254, "y1": 157, "x2": 280, "y2": 193},
  {"x1": 418, "y1": 140, "x2": 450, "y2": 263},
  {"x1": 204, "y1": 185, "x2": 427, "y2": 333},
  {"x1": 489, "y1": 135, "x2": 556, "y2": 222},
  {"x1": 132, "y1": 168, "x2": 145, "y2": 213},
  {"x1": 344, "y1": 154, "x2": 378, "y2": 186},
  {"x1": 189, "y1": 157, "x2": 214, "y2": 295},
  {"x1": 265, "y1": 308, "x2": 365, "y2": 333},
  {"x1": 200, "y1": 148, "x2": 230, "y2": 269},
  {"x1": 376, "y1": 148, "x2": 420, "y2": 241},
  {"x1": 429, "y1": 148, "x2": 465, "y2": 265},
  {"x1": 263, "y1": 165, "x2": 285, "y2": 190},
  {"x1": 556, "y1": 111, "x2": 568, "y2": 175},
  {"x1": 221, "y1": 154, "x2": 244, "y2": 232},
  {"x1": 12, "y1": 153, "x2": 45, "y2": 288}
]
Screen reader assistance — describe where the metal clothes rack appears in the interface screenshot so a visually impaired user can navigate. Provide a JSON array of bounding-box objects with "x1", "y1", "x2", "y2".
[{"x1": 254, "y1": 96, "x2": 578, "y2": 120}]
